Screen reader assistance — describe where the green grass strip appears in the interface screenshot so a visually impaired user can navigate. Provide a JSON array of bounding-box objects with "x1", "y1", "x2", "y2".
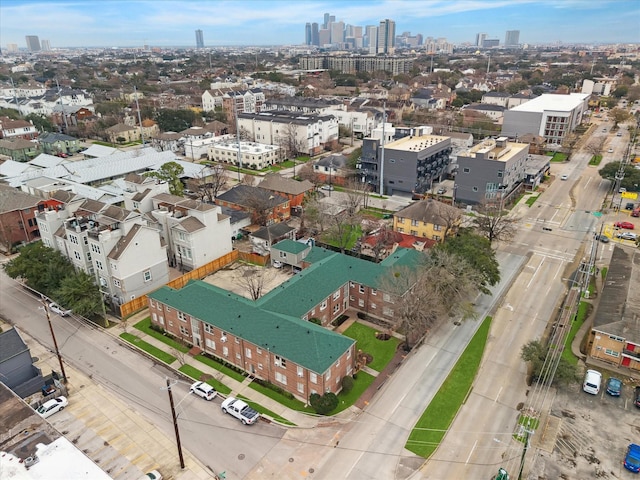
[
  {"x1": 247, "y1": 381, "x2": 314, "y2": 413},
  {"x1": 405, "y1": 316, "x2": 492, "y2": 458},
  {"x1": 177, "y1": 364, "x2": 232, "y2": 395},
  {"x1": 120, "y1": 332, "x2": 177, "y2": 364},
  {"x1": 193, "y1": 354, "x2": 246, "y2": 382},
  {"x1": 513, "y1": 415, "x2": 540, "y2": 443},
  {"x1": 332, "y1": 371, "x2": 375, "y2": 414},
  {"x1": 342, "y1": 322, "x2": 400, "y2": 372},
  {"x1": 525, "y1": 195, "x2": 539, "y2": 207},
  {"x1": 133, "y1": 318, "x2": 190, "y2": 353},
  {"x1": 561, "y1": 301, "x2": 589, "y2": 366}
]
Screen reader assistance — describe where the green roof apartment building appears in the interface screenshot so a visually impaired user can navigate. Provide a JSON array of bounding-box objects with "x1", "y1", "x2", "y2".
[{"x1": 148, "y1": 243, "x2": 423, "y2": 400}]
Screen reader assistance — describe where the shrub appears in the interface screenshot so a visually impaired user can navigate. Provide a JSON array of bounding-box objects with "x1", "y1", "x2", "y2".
[
  {"x1": 332, "y1": 314, "x2": 349, "y2": 327},
  {"x1": 309, "y1": 392, "x2": 339, "y2": 415},
  {"x1": 341, "y1": 376, "x2": 354, "y2": 394},
  {"x1": 309, "y1": 317, "x2": 322, "y2": 325},
  {"x1": 253, "y1": 378, "x2": 295, "y2": 399},
  {"x1": 357, "y1": 312, "x2": 367, "y2": 320}
]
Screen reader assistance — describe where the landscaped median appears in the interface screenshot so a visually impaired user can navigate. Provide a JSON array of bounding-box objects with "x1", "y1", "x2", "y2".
[{"x1": 405, "y1": 316, "x2": 492, "y2": 458}]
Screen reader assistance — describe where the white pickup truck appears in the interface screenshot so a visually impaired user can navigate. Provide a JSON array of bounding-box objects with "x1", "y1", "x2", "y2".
[{"x1": 220, "y1": 397, "x2": 260, "y2": 425}]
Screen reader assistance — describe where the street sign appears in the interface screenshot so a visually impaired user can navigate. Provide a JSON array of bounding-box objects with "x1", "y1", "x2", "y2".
[{"x1": 622, "y1": 192, "x2": 638, "y2": 200}]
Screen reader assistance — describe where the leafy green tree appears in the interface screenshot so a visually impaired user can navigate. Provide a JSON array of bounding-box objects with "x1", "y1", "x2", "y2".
[
  {"x1": 25, "y1": 113, "x2": 54, "y2": 132},
  {"x1": 521, "y1": 340, "x2": 578, "y2": 386},
  {"x1": 436, "y1": 229, "x2": 500, "y2": 294},
  {"x1": 3, "y1": 242, "x2": 72, "y2": 297},
  {"x1": 599, "y1": 162, "x2": 640, "y2": 191},
  {"x1": 55, "y1": 270, "x2": 103, "y2": 321},
  {"x1": 145, "y1": 161, "x2": 185, "y2": 195},
  {"x1": 154, "y1": 109, "x2": 196, "y2": 132},
  {"x1": 609, "y1": 108, "x2": 631, "y2": 128}
]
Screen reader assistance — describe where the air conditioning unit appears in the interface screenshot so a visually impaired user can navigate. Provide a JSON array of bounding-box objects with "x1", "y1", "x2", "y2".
[
  {"x1": 220, "y1": 336, "x2": 227, "y2": 343},
  {"x1": 25, "y1": 456, "x2": 39, "y2": 468}
]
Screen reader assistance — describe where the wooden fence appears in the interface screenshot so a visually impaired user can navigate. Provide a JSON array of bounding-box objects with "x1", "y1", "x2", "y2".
[{"x1": 119, "y1": 250, "x2": 240, "y2": 318}]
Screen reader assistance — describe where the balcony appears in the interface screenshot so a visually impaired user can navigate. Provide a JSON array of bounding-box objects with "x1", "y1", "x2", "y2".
[{"x1": 623, "y1": 348, "x2": 640, "y2": 360}]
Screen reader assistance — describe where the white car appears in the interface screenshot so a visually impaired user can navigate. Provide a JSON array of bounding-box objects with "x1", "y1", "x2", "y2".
[
  {"x1": 608, "y1": 148, "x2": 614, "y2": 153},
  {"x1": 320, "y1": 184, "x2": 334, "y2": 191},
  {"x1": 272, "y1": 260, "x2": 283, "y2": 268},
  {"x1": 221, "y1": 396, "x2": 260, "y2": 425},
  {"x1": 616, "y1": 232, "x2": 638, "y2": 241},
  {"x1": 190, "y1": 381, "x2": 217, "y2": 400},
  {"x1": 36, "y1": 396, "x2": 68, "y2": 418},
  {"x1": 560, "y1": 174, "x2": 568, "y2": 181},
  {"x1": 49, "y1": 302, "x2": 71, "y2": 316}
]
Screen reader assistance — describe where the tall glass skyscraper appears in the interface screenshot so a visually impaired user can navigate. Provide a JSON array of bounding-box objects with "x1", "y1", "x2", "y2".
[
  {"x1": 195, "y1": 29, "x2": 204, "y2": 49},
  {"x1": 377, "y1": 19, "x2": 396, "y2": 54},
  {"x1": 25, "y1": 35, "x2": 41, "y2": 52}
]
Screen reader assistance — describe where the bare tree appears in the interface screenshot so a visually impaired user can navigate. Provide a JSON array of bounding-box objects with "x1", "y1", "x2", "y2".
[
  {"x1": 472, "y1": 202, "x2": 517, "y2": 245},
  {"x1": 280, "y1": 122, "x2": 304, "y2": 159},
  {"x1": 301, "y1": 197, "x2": 332, "y2": 235},
  {"x1": 191, "y1": 164, "x2": 228, "y2": 202},
  {"x1": 297, "y1": 163, "x2": 322, "y2": 187},
  {"x1": 585, "y1": 137, "x2": 606, "y2": 158},
  {"x1": 609, "y1": 108, "x2": 631, "y2": 129},
  {"x1": 561, "y1": 132, "x2": 580, "y2": 159},
  {"x1": 342, "y1": 178, "x2": 367, "y2": 215},
  {"x1": 236, "y1": 265, "x2": 275, "y2": 300},
  {"x1": 238, "y1": 126, "x2": 253, "y2": 141},
  {"x1": 237, "y1": 187, "x2": 277, "y2": 226},
  {"x1": 325, "y1": 209, "x2": 359, "y2": 254}
]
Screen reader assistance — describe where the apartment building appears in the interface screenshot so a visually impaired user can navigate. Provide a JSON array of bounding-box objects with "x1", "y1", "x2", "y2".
[
  {"x1": 149, "y1": 193, "x2": 233, "y2": 272},
  {"x1": 454, "y1": 137, "x2": 530, "y2": 205},
  {"x1": 299, "y1": 55, "x2": 413, "y2": 75},
  {"x1": 237, "y1": 111, "x2": 339, "y2": 156},
  {"x1": 122, "y1": 173, "x2": 170, "y2": 213},
  {"x1": 359, "y1": 134, "x2": 452, "y2": 195},
  {"x1": 207, "y1": 140, "x2": 282, "y2": 169},
  {"x1": 393, "y1": 199, "x2": 461, "y2": 242}
]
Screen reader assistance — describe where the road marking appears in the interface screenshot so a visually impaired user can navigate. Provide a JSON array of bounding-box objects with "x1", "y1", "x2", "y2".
[
  {"x1": 583, "y1": 177, "x2": 592, "y2": 190},
  {"x1": 495, "y1": 386, "x2": 503, "y2": 403},
  {"x1": 553, "y1": 261, "x2": 564, "y2": 280},
  {"x1": 465, "y1": 440, "x2": 477, "y2": 464},
  {"x1": 527, "y1": 256, "x2": 544, "y2": 288}
]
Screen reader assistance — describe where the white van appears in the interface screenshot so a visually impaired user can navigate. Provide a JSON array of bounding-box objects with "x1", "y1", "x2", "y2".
[{"x1": 583, "y1": 369, "x2": 602, "y2": 395}]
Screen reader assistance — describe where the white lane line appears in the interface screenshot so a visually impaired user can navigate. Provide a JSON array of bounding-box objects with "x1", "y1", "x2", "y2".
[
  {"x1": 527, "y1": 256, "x2": 545, "y2": 288},
  {"x1": 495, "y1": 386, "x2": 503, "y2": 403},
  {"x1": 466, "y1": 440, "x2": 478, "y2": 464}
]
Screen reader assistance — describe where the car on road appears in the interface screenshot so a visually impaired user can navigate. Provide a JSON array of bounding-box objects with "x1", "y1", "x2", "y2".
[
  {"x1": 49, "y1": 302, "x2": 71, "y2": 316},
  {"x1": 221, "y1": 396, "x2": 260, "y2": 425},
  {"x1": 606, "y1": 377, "x2": 622, "y2": 396},
  {"x1": 560, "y1": 174, "x2": 568, "y2": 181},
  {"x1": 594, "y1": 234, "x2": 609, "y2": 243},
  {"x1": 616, "y1": 232, "x2": 638, "y2": 241},
  {"x1": 190, "y1": 381, "x2": 217, "y2": 400},
  {"x1": 320, "y1": 184, "x2": 334, "y2": 191},
  {"x1": 624, "y1": 444, "x2": 640, "y2": 473},
  {"x1": 615, "y1": 221, "x2": 635, "y2": 230},
  {"x1": 583, "y1": 369, "x2": 602, "y2": 395},
  {"x1": 36, "y1": 396, "x2": 68, "y2": 418}
]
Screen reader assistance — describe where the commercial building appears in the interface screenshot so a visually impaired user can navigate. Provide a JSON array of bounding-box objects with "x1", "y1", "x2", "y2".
[
  {"x1": 25, "y1": 35, "x2": 41, "y2": 52},
  {"x1": 505, "y1": 30, "x2": 520, "y2": 47},
  {"x1": 377, "y1": 19, "x2": 396, "y2": 54},
  {"x1": 501, "y1": 93, "x2": 590, "y2": 146},
  {"x1": 207, "y1": 140, "x2": 282, "y2": 169},
  {"x1": 454, "y1": 137, "x2": 530, "y2": 205},
  {"x1": 359, "y1": 133, "x2": 452, "y2": 195}
]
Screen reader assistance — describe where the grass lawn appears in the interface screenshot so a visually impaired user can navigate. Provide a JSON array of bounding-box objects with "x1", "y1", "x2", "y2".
[
  {"x1": 561, "y1": 301, "x2": 590, "y2": 366},
  {"x1": 525, "y1": 195, "x2": 540, "y2": 207},
  {"x1": 342, "y1": 322, "x2": 400, "y2": 372},
  {"x1": 194, "y1": 354, "x2": 246, "y2": 382},
  {"x1": 405, "y1": 316, "x2": 492, "y2": 458},
  {"x1": 589, "y1": 155, "x2": 603, "y2": 166},
  {"x1": 332, "y1": 371, "x2": 375, "y2": 414},
  {"x1": 133, "y1": 318, "x2": 190, "y2": 353},
  {"x1": 321, "y1": 224, "x2": 363, "y2": 251},
  {"x1": 178, "y1": 364, "x2": 232, "y2": 395},
  {"x1": 547, "y1": 152, "x2": 568, "y2": 162},
  {"x1": 601, "y1": 267, "x2": 608, "y2": 280},
  {"x1": 235, "y1": 394, "x2": 296, "y2": 426},
  {"x1": 248, "y1": 382, "x2": 314, "y2": 413},
  {"x1": 513, "y1": 415, "x2": 540, "y2": 443},
  {"x1": 120, "y1": 333, "x2": 177, "y2": 364}
]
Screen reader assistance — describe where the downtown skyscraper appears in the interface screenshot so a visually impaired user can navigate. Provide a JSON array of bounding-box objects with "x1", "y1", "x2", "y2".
[
  {"x1": 377, "y1": 19, "x2": 396, "y2": 54},
  {"x1": 25, "y1": 35, "x2": 41, "y2": 52},
  {"x1": 195, "y1": 29, "x2": 204, "y2": 49}
]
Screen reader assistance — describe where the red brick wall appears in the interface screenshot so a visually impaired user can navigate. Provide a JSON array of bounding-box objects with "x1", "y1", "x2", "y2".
[{"x1": 303, "y1": 282, "x2": 349, "y2": 327}]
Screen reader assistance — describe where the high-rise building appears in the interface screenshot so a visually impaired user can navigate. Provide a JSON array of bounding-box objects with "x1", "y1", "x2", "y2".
[
  {"x1": 319, "y1": 29, "x2": 331, "y2": 47},
  {"x1": 41, "y1": 40, "x2": 51, "y2": 51},
  {"x1": 25, "y1": 35, "x2": 41, "y2": 52},
  {"x1": 305, "y1": 23, "x2": 312, "y2": 45},
  {"x1": 195, "y1": 29, "x2": 204, "y2": 49},
  {"x1": 311, "y1": 23, "x2": 320, "y2": 46},
  {"x1": 330, "y1": 21, "x2": 345, "y2": 46},
  {"x1": 366, "y1": 25, "x2": 378, "y2": 53},
  {"x1": 323, "y1": 13, "x2": 330, "y2": 29},
  {"x1": 505, "y1": 30, "x2": 520, "y2": 47},
  {"x1": 377, "y1": 19, "x2": 396, "y2": 54},
  {"x1": 6, "y1": 43, "x2": 18, "y2": 53},
  {"x1": 475, "y1": 33, "x2": 487, "y2": 47}
]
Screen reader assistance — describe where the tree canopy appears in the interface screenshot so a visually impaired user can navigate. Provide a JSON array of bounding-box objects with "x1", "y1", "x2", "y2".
[
  {"x1": 154, "y1": 108, "x2": 196, "y2": 132},
  {"x1": 145, "y1": 161, "x2": 185, "y2": 195},
  {"x1": 599, "y1": 162, "x2": 640, "y2": 191},
  {"x1": 521, "y1": 339, "x2": 578, "y2": 386}
]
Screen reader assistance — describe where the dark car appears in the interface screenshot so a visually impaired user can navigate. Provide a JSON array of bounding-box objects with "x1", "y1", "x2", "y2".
[
  {"x1": 594, "y1": 234, "x2": 609, "y2": 243},
  {"x1": 606, "y1": 377, "x2": 622, "y2": 396},
  {"x1": 635, "y1": 386, "x2": 640, "y2": 408},
  {"x1": 626, "y1": 203, "x2": 635, "y2": 211}
]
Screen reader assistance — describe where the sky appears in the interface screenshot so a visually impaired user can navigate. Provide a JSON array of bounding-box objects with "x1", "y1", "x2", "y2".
[{"x1": 1, "y1": 0, "x2": 639, "y2": 49}]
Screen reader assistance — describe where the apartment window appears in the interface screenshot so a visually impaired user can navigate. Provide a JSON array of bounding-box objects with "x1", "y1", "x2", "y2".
[
  {"x1": 96, "y1": 260, "x2": 103, "y2": 270},
  {"x1": 350, "y1": 295, "x2": 355, "y2": 301},
  {"x1": 235, "y1": 352, "x2": 241, "y2": 360},
  {"x1": 297, "y1": 382, "x2": 305, "y2": 393},
  {"x1": 223, "y1": 346, "x2": 229, "y2": 357},
  {"x1": 246, "y1": 348, "x2": 252, "y2": 359},
  {"x1": 70, "y1": 235, "x2": 78, "y2": 245},
  {"x1": 179, "y1": 326, "x2": 189, "y2": 336},
  {"x1": 605, "y1": 349, "x2": 620, "y2": 357},
  {"x1": 258, "y1": 363, "x2": 263, "y2": 370},
  {"x1": 256, "y1": 347, "x2": 262, "y2": 354},
  {"x1": 74, "y1": 251, "x2": 81, "y2": 260},
  {"x1": 333, "y1": 290, "x2": 340, "y2": 300},
  {"x1": 235, "y1": 337, "x2": 240, "y2": 344},
  {"x1": 359, "y1": 285, "x2": 365, "y2": 294},
  {"x1": 358, "y1": 299, "x2": 365, "y2": 307},
  {"x1": 497, "y1": 171, "x2": 503, "y2": 178},
  {"x1": 433, "y1": 235, "x2": 442, "y2": 241},
  {"x1": 91, "y1": 243, "x2": 101, "y2": 254},
  {"x1": 371, "y1": 303, "x2": 377, "y2": 309},
  {"x1": 275, "y1": 355, "x2": 286, "y2": 368},
  {"x1": 320, "y1": 300, "x2": 327, "y2": 311},
  {"x1": 279, "y1": 251, "x2": 287, "y2": 258},
  {"x1": 325, "y1": 370, "x2": 331, "y2": 381},
  {"x1": 397, "y1": 227, "x2": 404, "y2": 233},
  {"x1": 333, "y1": 304, "x2": 340, "y2": 313},
  {"x1": 411, "y1": 219, "x2": 419, "y2": 227},
  {"x1": 110, "y1": 262, "x2": 117, "y2": 270},
  {"x1": 204, "y1": 324, "x2": 213, "y2": 334},
  {"x1": 143, "y1": 270, "x2": 152, "y2": 282},
  {"x1": 397, "y1": 217, "x2": 405, "y2": 223},
  {"x1": 383, "y1": 307, "x2": 394, "y2": 316},
  {"x1": 335, "y1": 359, "x2": 340, "y2": 368},
  {"x1": 434, "y1": 225, "x2": 442, "y2": 231},
  {"x1": 472, "y1": 187, "x2": 479, "y2": 192},
  {"x1": 113, "y1": 279, "x2": 121, "y2": 287},
  {"x1": 410, "y1": 230, "x2": 418, "y2": 236},
  {"x1": 177, "y1": 311, "x2": 186, "y2": 322},
  {"x1": 310, "y1": 372, "x2": 317, "y2": 384},
  {"x1": 383, "y1": 293, "x2": 392, "y2": 303},
  {"x1": 275, "y1": 371, "x2": 287, "y2": 385},
  {"x1": 297, "y1": 365, "x2": 304, "y2": 377},
  {"x1": 205, "y1": 338, "x2": 216, "y2": 350},
  {"x1": 349, "y1": 281, "x2": 355, "y2": 288},
  {"x1": 463, "y1": 167, "x2": 470, "y2": 173}
]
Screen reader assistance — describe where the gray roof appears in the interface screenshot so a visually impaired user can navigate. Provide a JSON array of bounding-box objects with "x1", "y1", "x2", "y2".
[
  {"x1": 38, "y1": 132, "x2": 77, "y2": 143},
  {"x1": 466, "y1": 103, "x2": 505, "y2": 112},
  {"x1": 0, "y1": 184, "x2": 41, "y2": 214},
  {"x1": 593, "y1": 246, "x2": 640, "y2": 343},
  {"x1": 0, "y1": 328, "x2": 28, "y2": 363},
  {"x1": 238, "y1": 110, "x2": 336, "y2": 126},
  {"x1": 216, "y1": 185, "x2": 288, "y2": 209},
  {"x1": 251, "y1": 223, "x2": 295, "y2": 241},
  {"x1": 259, "y1": 173, "x2": 314, "y2": 196},
  {"x1": 394, "y1": 199, "x2": 460, "y2": 225}
]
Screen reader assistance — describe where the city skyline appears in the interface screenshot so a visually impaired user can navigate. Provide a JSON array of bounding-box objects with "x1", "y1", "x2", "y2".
[{"x1": 1, "y1": 0, "x2": 639, "y2": 49}]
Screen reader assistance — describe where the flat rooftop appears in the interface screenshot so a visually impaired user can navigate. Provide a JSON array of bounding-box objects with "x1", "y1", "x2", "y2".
[
  {"x1": 510, "y1": 93, "x2": 590, "y2": 113},
  {"x1": 385, "y1": 134, "x2": 450, "y2": 152}
]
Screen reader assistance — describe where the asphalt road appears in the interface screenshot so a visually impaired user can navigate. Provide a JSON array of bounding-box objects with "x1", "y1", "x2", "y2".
[{"x1": 0, "y1": 269, "x2": 285, "y2": 479}]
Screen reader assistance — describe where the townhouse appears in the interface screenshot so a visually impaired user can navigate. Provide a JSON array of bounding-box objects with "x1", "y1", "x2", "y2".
[
  {"x1": 258, "y1": 173, "x2": 314, "y2": 208},
  {"x1": 0, "y1": 117, "x2": 38, "y2": 140},
  {"x1": 0, "y1": 184, "x2": 45, "y2": 253},
  {"x1": 148, "y1": 243, "x2": 424, "y2": 400},
  {"x1": 215, "y1": 185, "x2": 290, "y2": 225}
]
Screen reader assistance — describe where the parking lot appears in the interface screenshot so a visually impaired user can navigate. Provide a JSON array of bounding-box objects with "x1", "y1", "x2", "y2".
[{"x1": 530, "y1": 375, "x2": 640, "y2": 479}]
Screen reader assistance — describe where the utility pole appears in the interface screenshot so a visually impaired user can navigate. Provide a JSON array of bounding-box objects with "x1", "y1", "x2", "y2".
[
  {"x1": 166, "y1": 378, "x2": 185, "y2": 469},
  {"x1": 234, "y1": 97, "x2": 242, "y2": 182},
  {"x1": 134, "y1": 85, "x2": 145, "y2": 145},
  {"x1": 41, "y1": 296, "x2": 67, "y2": 383},
  {"x1": 517, "y1": 427, "x2": 532, "y2": 480}
]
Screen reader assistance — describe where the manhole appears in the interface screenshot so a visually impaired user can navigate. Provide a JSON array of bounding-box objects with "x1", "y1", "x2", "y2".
[
  {"x1": 289, "y1": 458, "x2": 294, "y2": 463},
  {"x1": 238, "y1": 453, "x2": 245, "y2": 460},
  {"x1": 309, "y1": 468, "x2": 315, "y2": 473}
]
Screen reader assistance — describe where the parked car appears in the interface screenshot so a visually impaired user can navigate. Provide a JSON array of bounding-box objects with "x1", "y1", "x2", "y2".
[
  {"x1": 436, "y1": 187, "x2": 447, "y2": 194},
  {"x1": 615, "y1": 221, "x2": 635, "y2": 230},
  {"x1": 190, "y1": 381, "x2": 216, "y2": 400},
  {"x1": 633, "y1": 207, "x2": 640, "y2": 218},
  {"x1": 625, "y1": 202, "x2": 635, "y2": 211},
  {"x1": 582, "y1": 369, "x2": 602, "y2": 395},
  {"x1": 608, "y1": 148, "x2": 614, "y2": 153},
  {"x1": 616, "y1": 232, "x2": 638, "y2": 241},
  {"x1": 634, "y1": 386, "x2": 640, "y2": 408},
  {"x1": 606, "y1": 377, "x2": 622, "y2": 396},
  {"x1": 272, "y1": 260, "x2": 283, "y2": 268},
  {"x1": 560, "y1": 174, "x2": 568, "y2": 181},
  {"x1": 624, "y1": 444, "x2": 640, "y2": 473},
  {"x1": 320, "y1": 184, "x2": 334, "y2": 191},
  {"x1": 221, "y1": 396, "x2": 260, "y2": 425},
  {"x1": 594, "y1": 234, "x2": 609, "y2": 243},
  {"x1": 617, "y1": 132, "x2": 623, "y2": 137},
  {"x1": 49, "y1": 302, "x2": 71, "y2": 316},
  {"x1": 36, "y1": 396, "x2": 68, "y2": 418}
]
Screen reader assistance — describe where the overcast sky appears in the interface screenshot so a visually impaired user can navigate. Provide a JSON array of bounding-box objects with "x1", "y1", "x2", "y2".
[{"x1": 1, "y1": 0, "x2": 639, "y2": 49}]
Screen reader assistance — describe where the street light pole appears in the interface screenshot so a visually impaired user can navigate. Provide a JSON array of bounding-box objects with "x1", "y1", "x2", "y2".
[
  {"x1": 41, "y1": 296, "x2": 67, "y2": 383},
  {"x1": 165, "y1": 378, "x2": 186, "y2": 469}
]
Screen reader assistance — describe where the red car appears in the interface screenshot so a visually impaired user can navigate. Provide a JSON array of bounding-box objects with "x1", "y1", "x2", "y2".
[{"x1": 615, "y1": 221, "x2": 635, "y2": 230}]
